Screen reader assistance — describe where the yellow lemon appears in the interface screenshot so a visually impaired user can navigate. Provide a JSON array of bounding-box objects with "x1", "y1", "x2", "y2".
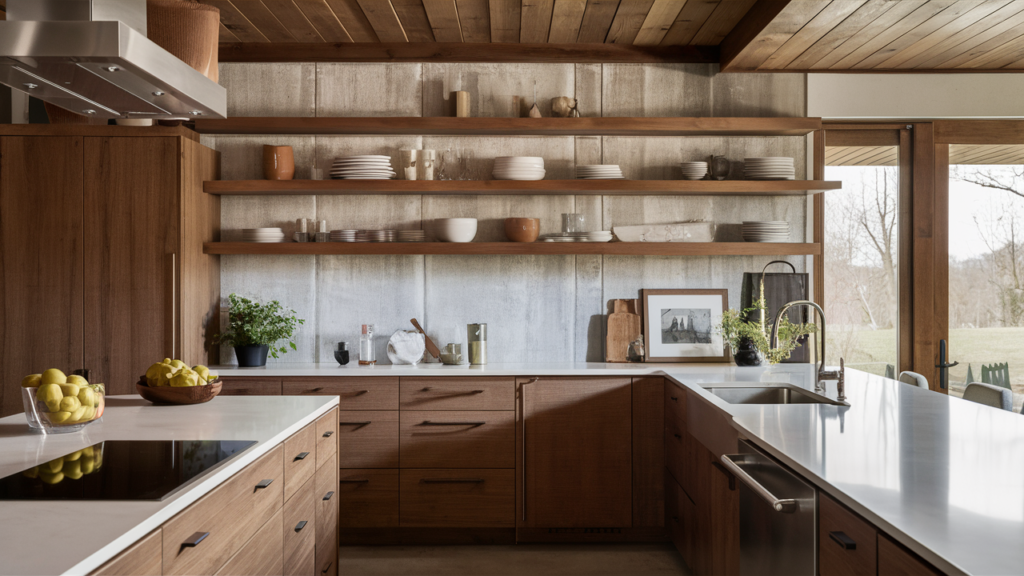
[
  {"x1": 41, "y1": 368, "x2": 67, "y2": 386},
  {"x1": 59, "y1": 383, "x2": 80, "y2": 398},
  {"x1": 69, "y1": 406, "x2": 87, "y2": 423},
  {"x1": 78, "y1": 388, "x2": 94, "y2": 408},
  {"x1": 48, "y1": 411, "x2": 72, "y2": 424},
  {"x1": 170, "y1": 370, "x2": 199, "y2": 388},
  {"x1": 23, "y1": 466, "x2": 39, "y2": 479},
  {"x1": 80, "y1": 458, "x2": 95, "y2": 474},
  {"x1": 192, "y1": 365, "x2": 210, "y2": 381},
  {"x1": 65, "y1": 450, "x2": 83, "y2": 462},
  {"x1": 82, "y1": 446, "x2": 95, "y2": 458},
  {"x1": 155, "y1": 363, "x2": 179, "y2": 387},
  {"x1": 66, "y1": 374, "x2": 88, "y2": 386},
  {"x1": 81, "y1": 406, "x2": 95, "y2": 421},
  {"x1": 63, "y1": 459, "x2": 83, "y2": 480},
  {"x1": 162, "y1": 358, "x2": 171, "y2": 364},
  {"x1": 59, "y1": 396, "x2": 81, "y2": 413},
  {"x1": 38, "y1": 383, "x2": 64, "y2": 412},
  {"x1": 44, "y1": 457, "x2": 64, "y2": 474},
  {"x1": 21, "y1": 374, "x2": 42, "y2": 388},
  {"x1": 39, "y1": 471, "x2": 64, "y2": 485},
  {"x1": 145, "y1": 362, "x2": 166, "y2": 386},
  {"x1": 169, "y1": 359, "x2": 186, "y2": 369}
]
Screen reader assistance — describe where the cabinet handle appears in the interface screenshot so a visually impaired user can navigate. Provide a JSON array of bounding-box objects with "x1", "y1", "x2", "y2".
[
  {"x1": 419, "y1": 421, "x2": 485, "y2": 427},
  {"x1": 339, "y1": 479, "x2": 369, "y2": 483},
  {"x1": 322, "y1": 431, "x2": 334, "y2": 438},
  {"x1": 829, "y1": 531, "x2": 857, "y2": 550},
  {"x1": 339, "y1": 422, "x2": 372, "y2": 428},
  {"x1": 181, "y1": 532, "x2": 209, "y2": 548},
  {"x1": 670, "y1": 396, "x2": 679, "y2": 402},
  {"x1": 671, "y1": 516, "x2": 679, "y2": 523},
  {"x1": 255, "y1": 479, "x2": 274, "y2": 490},
  {"x1": 673, "y1": 433, "x2": 682, "y2": 440},
  {"x1": 420, "y1": 478, "x2": 485, "y2": 484},
  {"x1": 711, "y1": 461, "x2": 736, "y2": 491},
  {"x1": 323, "y1": 491, "x2": 335, "y2": 501},
  {"x1": 295, "y1": 521, "x2": 308, "y2": 532},
  {"x1": 419, "y1": 387, "x2": 484, "y2": 395},
  {"x1": 347, "y1": 390, "x2": 369, "y2": 395},
  {"x1": 294, "y1": 452, "x2": 310, "y2": 461},
  {"x1": 522, "y1": 377, "x2": 539, "y2": 522},
  {"x1": 321, "y1": 561, "x2": 333, "y2": 574},
  {"x1": 311, "y1": 387, "x2": 324, "y2": 392}
]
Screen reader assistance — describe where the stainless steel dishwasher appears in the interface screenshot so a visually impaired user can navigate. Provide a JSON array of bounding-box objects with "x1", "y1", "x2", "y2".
[{"x1": 722, "y1": 440, "x2": 818, "y2": 576}]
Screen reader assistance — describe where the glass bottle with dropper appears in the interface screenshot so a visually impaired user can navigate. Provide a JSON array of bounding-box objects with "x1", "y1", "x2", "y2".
[{"x1": 359, "y1": 324, "x2": 376, "y2": 365}]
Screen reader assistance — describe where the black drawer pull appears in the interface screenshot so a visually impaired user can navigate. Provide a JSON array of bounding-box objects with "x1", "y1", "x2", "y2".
[
  {"x1": 670, "y1": 396, "x2": 679, "y2": 402},
  {"x1": 295, "y1": 520, "x2": 308, "y2": 532},
  {"x1": 255, "y1": 479, "x2": 274, "y2": 490},
  {"x1": 672, "y1": 515, "x2": 679, "y2": 523},
  {"x1": 339, "y1": 479, "x2": 369, "y2": 483},
  {"x1": 348, "y1": 390, "x2": 369, "y2": 395},
  {"x1": 321, "y1": 561, "x2": 333, "y2": 574},
  {"x1": 673, "y1": 433, "x2": 682, "y2": 440},
  {"x1": 294, "y1": 452, "x2": 310, "y2": 461},
  {"x1": 340, "y1": 421, "x2": 372, "y2": 428},
  {"x1": 323, "y1": 491, "x2": 335, "y2": 501},
  {"x1": 182, "y1": 532, "x2": 209, "y2": 548},
  {"x1": 420, "y1": 421, "x2": 485, "y2": 427},
  {"x1": 311, "y1": 387, "x2": 324, "y2": 392},
  {"x1": 322, "y1": 430, "x2": 334, "y2": 437},
  {"x1": 420, "y1": 478, "x2": 485, "y2": 484},
  {"x1": 829, "y1": 531, "x2": 857, "y2": 550},
  {"x1": 420, "y1": 387, "x2": 484, "y2": 395}
]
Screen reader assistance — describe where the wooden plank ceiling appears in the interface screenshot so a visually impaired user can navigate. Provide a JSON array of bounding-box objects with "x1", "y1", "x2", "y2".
[
  {"x1": 723, "y1": 0, "x2": 1024, "y2": 71},
  {"x1": 826, "y1": 144, "x2": 1024, "y2": 166}
]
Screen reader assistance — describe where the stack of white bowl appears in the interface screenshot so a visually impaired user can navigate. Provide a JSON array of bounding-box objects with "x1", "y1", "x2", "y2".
[
  {"x1": 576, "y1": 165, "x2": 623, "y2": 179},
  {"x1": 742, "y1": 221, "x2": 790, "y2": 242},
  {"x1": 330, "y1": 230, "x2": 359, "y2": 242},
  {"x1": 585, "y1": 231, "x2": 613, "y2": 242},
  {"x1": 434, "y1": 218, "x2": 478, "y2": 243},
  {"x1": 744, "y1": 157, "x2": 795, "y2": 180},
  {"x1": 680, "y1": 162, "x2": 708, "y2": 181},
  {"x1": 493, "y1": 157, "x2": 545, "y2": 181},
  {"x1": 331, "y1": 155, "x2": 396, "y2": 179},
  {"x1": 242, "y1": 228, "x2": 285, "y2": 243}
]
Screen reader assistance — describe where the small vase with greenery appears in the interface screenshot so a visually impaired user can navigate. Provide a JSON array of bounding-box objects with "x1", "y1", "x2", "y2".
[
  {"x1": 718, "y1": 298, "x2": 816, "y2": 366},
  {"x1": 217, "y1": 294, "x2": 305, "y2": 367}
]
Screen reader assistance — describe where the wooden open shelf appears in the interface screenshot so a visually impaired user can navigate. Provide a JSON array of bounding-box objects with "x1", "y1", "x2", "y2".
[
  {"x1": 203, "y1": 242, "x2": 821, "y2": 257},
  {"x1": 193, "y1": 117, "x2": 822, "y2": 136},
  {"x1": 204, "y1": 179, "x2": 840, "y2": 196}
]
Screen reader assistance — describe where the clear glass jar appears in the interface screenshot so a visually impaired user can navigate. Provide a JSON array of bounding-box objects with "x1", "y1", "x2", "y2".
[{"x1": 359, "y1": 324, "x2": 376, "y2": 365}]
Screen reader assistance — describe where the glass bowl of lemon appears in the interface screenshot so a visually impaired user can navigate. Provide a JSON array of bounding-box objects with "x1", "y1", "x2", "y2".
[{"x1": 21, "y1": 369, "x2": 105, "y2": 434}]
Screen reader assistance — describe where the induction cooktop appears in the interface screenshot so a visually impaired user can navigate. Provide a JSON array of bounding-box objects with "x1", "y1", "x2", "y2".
[{"x1": 0, "y1": 440, "x2": 257, "y2": 501}]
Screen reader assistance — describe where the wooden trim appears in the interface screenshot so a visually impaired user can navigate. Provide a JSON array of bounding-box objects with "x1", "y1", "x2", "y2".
[
  {"x1": 193, "y1": 116, "x2": 823, "y2": 136},
  {"x1": 203, "y1": 242, "x2": 822, "y2": 257},
  {"x1": 934, "y1": 120, "x2": 1024, "y2": 144},
  {"x1": 823, "y1": 123, "x2": 915, "y2": 131},
  {"x1": 898, "y1": 129, "x2": 914, "y2": 376},
  {"x1": 0, "y1": 124, "x2": 199, "y2": 141},
  {"x1": 812, "y1": 129, "x2": 824, "y2": 309},
  {"x1": 719, "y1": 0, "x2": 792, "y2": 72},
  {"x1": 204, "y1": 179, "x2": 842, "y2": 196},
  {"x1": 932, "y1": 141, "x2": 949, "y2": 393},
  {"x1": 217, "y1": 41, "x2": 719, "y2": 63},
  {"x1": 912, "y1": 124, "x2": 940, "y2": 390},
  {"x1": 825, "y1": 130, "x2": 900, "y2": 147}
]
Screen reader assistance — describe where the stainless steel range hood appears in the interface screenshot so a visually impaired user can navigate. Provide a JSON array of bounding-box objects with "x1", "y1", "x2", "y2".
[{"x1": 0, "y1": 0, "x2": 226, "y2": 120}]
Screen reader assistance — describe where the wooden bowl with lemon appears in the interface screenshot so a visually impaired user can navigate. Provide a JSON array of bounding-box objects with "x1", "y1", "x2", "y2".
[{"x1": 137, "y1": 359, "x2": 222, "y2": 405}]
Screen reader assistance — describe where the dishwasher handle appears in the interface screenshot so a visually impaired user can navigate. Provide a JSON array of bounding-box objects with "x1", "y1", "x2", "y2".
[{"x1": 721, "y1": 453, "x2": 798, "y2": 514}]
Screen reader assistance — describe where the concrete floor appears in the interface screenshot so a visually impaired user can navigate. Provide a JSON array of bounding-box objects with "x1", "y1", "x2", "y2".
[{"x1": 339, "y1": 544, "x2": 691, "y2": 576}]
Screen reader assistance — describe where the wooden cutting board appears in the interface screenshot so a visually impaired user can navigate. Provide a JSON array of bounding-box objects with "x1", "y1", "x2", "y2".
[{"x1": 606, "y1": 299, "x2": 641, "y2": 363}]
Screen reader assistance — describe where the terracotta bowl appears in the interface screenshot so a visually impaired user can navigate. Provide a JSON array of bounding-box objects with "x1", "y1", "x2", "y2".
[
  {"x1": 136, "y1": 377, "x2": 222, "y2": 405},
  {"x1": 504, "y1": 218, "x2": 540, "y2": 242}
]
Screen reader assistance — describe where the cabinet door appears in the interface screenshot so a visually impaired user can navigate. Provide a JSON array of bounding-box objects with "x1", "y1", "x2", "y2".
[
  {"x1": 519, "y1": 377, "x2": 632, "y2": 528},
  {"x1": 0, "y1": 136, "x2": 85, "y2": 417},
  {"x1": 84, "y1": 137, "x2": 179, "y2": 395}
]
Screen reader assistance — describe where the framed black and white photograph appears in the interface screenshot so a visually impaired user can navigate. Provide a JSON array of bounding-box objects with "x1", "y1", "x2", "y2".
[{"x1": 641, "y1": 289, "x2": 729, "y2": 363}]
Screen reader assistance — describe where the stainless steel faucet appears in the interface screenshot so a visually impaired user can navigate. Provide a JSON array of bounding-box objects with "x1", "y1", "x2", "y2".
[{"x1": 770, "y1": 300, "x2": 844, "y2": 394}]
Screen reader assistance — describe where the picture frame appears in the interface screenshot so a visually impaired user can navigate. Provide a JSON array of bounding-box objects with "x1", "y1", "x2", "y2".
[{"x1": 641, "y1": 289, "x2": 729, "y2": 363}]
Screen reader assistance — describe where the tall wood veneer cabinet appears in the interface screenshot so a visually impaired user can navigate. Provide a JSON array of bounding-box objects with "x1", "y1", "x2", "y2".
[{"x1": 0, "y1": 126, "x2": 220, "y2": 417}]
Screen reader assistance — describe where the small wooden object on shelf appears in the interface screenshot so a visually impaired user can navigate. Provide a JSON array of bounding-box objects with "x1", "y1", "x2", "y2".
[
  {"x1": 136, "y1": 378, "x2": 223, "y2": 405},
  {"x1": 606, "y1": 300, "x2": 642, "y2": 363}
]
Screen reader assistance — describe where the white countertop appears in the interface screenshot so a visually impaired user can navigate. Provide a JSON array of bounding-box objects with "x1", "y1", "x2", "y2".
[
  {"x1": 215, "y1": 361, "x2": 1024, "y2": 575},
  {"x1": 0, "y1": 395, "x2": 338, "y2": 576}
]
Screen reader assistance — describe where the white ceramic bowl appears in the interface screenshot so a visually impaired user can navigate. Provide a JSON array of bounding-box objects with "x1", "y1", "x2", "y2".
[{"x1": 435, "y1": 218, "x2": 478, "y2": 243}]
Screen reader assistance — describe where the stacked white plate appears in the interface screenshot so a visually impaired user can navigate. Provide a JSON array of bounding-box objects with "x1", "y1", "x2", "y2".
[
  {"x1": 397, "y1": 230, "x2": 425, "y2": 242},
  {"x1": 330, "y1": 230, "x2": 360, "y2": 242},
  {"x1": 242, "y1": 228, "x2": 285, "y2": 243},
  {"x1": 585, "y1": 231, "x2": 614, "y2": 242},
  {"x1": 680, "y1": 162, "x2": 708, "y2": 181},
  {"x1": 363, "y1": 230, "x2": 396, "y2": 242},
  {"x1": 540, "y1": 231, "x2": 613, "y2": 243},
  {"x1": 493, "y1": 157, "x2": 545, "y2": 181},
  {"x1": 744, "y1": 157, "x2": 795, "y2": 180},
  {"x1": 742, "y1": 221, "x2": 790, "y2": 242},
  {"x1": 331, "y1": 155, "x2": 396, "y2": 179},
  {"x1": 576, "y1": 165, "x2": 623, "y2": 179}
]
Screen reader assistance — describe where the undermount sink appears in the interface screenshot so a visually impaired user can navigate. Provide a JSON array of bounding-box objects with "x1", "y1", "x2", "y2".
[{"x1": 704, "y1": 385, "x2": 844, "y2": 406}]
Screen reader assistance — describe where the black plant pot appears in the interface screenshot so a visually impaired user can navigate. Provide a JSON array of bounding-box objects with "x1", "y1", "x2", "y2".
[
  {"x1": 235, "y1": 345, "x2": 270, "y2": 367},
  {"x1": 733, "y1": 338, "x2": 765, "y2": 367}
]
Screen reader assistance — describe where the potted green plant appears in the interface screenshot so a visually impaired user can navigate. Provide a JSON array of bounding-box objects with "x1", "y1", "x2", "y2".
[
  {"x1": 718, "y1": 298, "x2": 816, "y2": 366},
  {"x1": 217, "y1": 294, "x2": 304, "y2": 367}
]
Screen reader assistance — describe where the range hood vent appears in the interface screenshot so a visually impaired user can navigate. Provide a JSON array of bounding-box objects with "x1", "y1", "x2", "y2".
[{"x1": 0, "y1": 0, "x2": 226, "y2": 120}]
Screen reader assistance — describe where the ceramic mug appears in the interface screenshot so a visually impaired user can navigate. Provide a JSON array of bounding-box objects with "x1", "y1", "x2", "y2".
[{"x1": 263, "y1": 145, "x2": 295, "y2": 180}]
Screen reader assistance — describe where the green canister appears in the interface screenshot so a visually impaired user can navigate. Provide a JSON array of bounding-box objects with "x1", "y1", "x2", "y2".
[{"x1": 467, "y1": 323, "x2": 487, "y2": 365}]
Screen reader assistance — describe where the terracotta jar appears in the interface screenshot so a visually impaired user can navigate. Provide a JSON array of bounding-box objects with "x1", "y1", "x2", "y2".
[
  {"x1": 504, "y1": 218, "x2": 540, "y2": 243},
  {"x1": 263, "y1": 145, "x2": 295, "y2": 180}
]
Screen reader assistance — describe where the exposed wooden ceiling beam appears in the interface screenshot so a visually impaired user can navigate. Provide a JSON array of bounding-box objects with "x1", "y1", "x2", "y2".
[
  {"x1": 719, "y1": 0, "x2": 793, "y2": 71},
  {"x1": 218, "y1": 41, "x2": 719, "y2": 63}
]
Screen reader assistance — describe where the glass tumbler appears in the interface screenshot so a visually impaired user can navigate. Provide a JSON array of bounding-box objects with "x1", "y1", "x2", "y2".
[{"x1": 561, "y1": 213, "x2": 586, "y2": 234}]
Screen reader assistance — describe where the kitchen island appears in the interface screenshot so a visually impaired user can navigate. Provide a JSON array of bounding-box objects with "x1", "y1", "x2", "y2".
[
  {"x1": 0, "y1": 395, "x2": 339, "y2": 576},
  {"x1": 214, "y1": 362, "x2": 1024, "y2": 575}
]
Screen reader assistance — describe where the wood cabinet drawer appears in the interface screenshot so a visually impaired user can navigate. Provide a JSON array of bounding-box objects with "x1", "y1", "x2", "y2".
[
  {"x1": 665, "y1": 381, "x2": 686, "y2": 429},
  {"x1": 665, "y1": 418, "x2": 693, "y2": 499},
  {"x1": 314, "y1": 454, "x2": 338, "y2": 576},
  {"x1": 283, "y1": 476, "x2": 316, "y2": 576},
  {"x1": 316, "y1": 526, "x2": 338, "y2": 576},
  {"x1": 338, "y1": 410, "x2": 399, "y2": 468},
  {"x1": 91, "y1": 529, "x2": 161, "y2": 576},
  {"x1": 399, "y1": 377, "x2": 515, "y2": 410},
  {"x1": 215, "y1": 509, "x2": 283, "y2": 576},
  {"x1": 665, "y1": 472, "x2": 696, "y2": 571},
  {"x1": 820, "y1": 492, "x2": 878, "y2": 576},
  {"x1": 220, "y1": 378, "x2": 282, "y2": 396},
  {"x1": 315, "y1": 408, "x2": 338, "y2": 471},
  {"x1": 163, "y1": 445, "x2": 284, "y2": 576},
  {"x1": 284, "y1": 378, "x2": 398, "y2": 410},
  {"x1": 399, "y1": 410, "x2": 515, "y2": 468},
  {"x1": 879, "y1": 533, "x2": 942, "y2": 576},
  {"x1": 338, "y1": 469, "x2": 399, "y2": 528},
  {"x1": 284, "y1": 423, "x2": 317, "y2": 503},
  {"x1": 400, "y1": 469, "x2": 515, "y2": 527}
]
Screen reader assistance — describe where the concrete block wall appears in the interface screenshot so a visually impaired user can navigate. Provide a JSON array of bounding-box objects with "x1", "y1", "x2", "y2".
[{"x1": 205, "y1": 63, "x2": 808, "y2": 365}]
